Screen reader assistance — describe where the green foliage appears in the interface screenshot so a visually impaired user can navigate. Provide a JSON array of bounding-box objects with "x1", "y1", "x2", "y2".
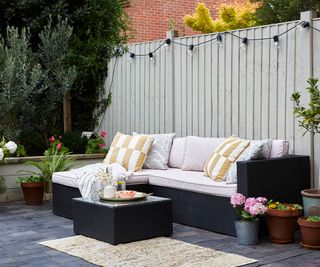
[
  {"x1": 16, "y1": 175, "x2": 45, "y2": 183},
  {"x1": 306, "y1": 216, "x2": 320, "y2": 222},
  {"x1": 0, "y1": 0, "x2": 130, "y2": 134},
  {"x1": 0, "y1": 176, "x2": 6, "y2": 194},
  {"x1": 184, "y1": 2, "x2": 258, "y2": 33},
  {"x1": 0, "y1": 27, "x2": 43, "y2": 140},
  {"x1": 252, "y1": 0, "x2": 320, "y2": 25},
  {"x1": 16, "y1": 144, "x2": 27, "y2": 157},
  {"x1": 0, "y1": 18, "x2": 76, "y2": 148},
  {"x1": 291, "y1": 78, "x2": 320, "y2": 135},
  {"x1": 22, "y1": 149, "x2": 74, "y2": 180},
  {"x1": 61, "y1": 131, "x2": 88, "y2": 154},
  {"x1": 85, "y1": 138, "x2": 108, "y2": 154}
]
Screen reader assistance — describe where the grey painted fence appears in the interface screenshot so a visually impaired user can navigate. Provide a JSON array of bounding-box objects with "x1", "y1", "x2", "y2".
[{"x1": 103, "y1": 11, "x2": 320, "y2": 187}]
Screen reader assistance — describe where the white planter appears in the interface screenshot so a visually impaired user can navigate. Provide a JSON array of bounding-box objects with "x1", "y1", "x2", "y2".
[{"x1": 0, "y1": 154, "x2": 105, "y2": 202}]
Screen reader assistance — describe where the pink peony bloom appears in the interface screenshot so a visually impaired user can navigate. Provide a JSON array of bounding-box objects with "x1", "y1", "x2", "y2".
[
  {"x1": 256, "y1": 197, "x2": 267, "y2": 204},
  {"x1": 249, "y1": 202, "x2": 268, "y2": 216},
  {"x1": 49, "y1": 136, "x2": 55, "y2": 143},
  {"x1": 100, "y1": 131, "x2": 107, "y2": 138},
  {"x1": 58, "y1": 135, "x2": 62, "y2": 139},
  {"x1": 244, "y1": 197, "x2": 257, "y2": 212},
  {"x1": 56, "y1": 143, "x2": 62, "y2": 150},
  {"x1": 230, "y1": 193, "x2": 245, "y2": 207}
]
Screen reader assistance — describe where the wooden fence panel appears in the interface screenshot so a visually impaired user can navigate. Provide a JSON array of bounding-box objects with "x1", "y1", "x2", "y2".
[{"x1": 104, "y1": 14, "x2": 320, "y2": 187}]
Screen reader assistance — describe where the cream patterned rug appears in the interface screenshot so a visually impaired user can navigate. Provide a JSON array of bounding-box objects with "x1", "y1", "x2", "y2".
[{"x1": 39, "y1": 235, "x2": 257, "y2": 267}]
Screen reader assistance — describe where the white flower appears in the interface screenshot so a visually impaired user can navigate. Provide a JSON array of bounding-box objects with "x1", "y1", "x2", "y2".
[
  {"x1": 0, "y1": 148, "x2": 4, "y2": 161},
  {"x1": 4, "y1": 141, "x2": 17, "y2": 154}
]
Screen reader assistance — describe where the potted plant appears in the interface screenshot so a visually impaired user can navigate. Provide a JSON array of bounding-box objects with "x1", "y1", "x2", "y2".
[
  {"x1": 17, "y1": 176, "x2": 46, "y2": 205},
  {"x1": 230, "y1": 193, "x2": 268, "y2": 245},
  {"x1": 298, "y1": 216, "x2": 320, "y2": 249},
  {"x1": 291, "y1": 77, "x2": 320, "y2": 216},
  {"x1": 266, "y1": 201, "x2": 303, "y2": 244},
  {"x1": 22, "y1": 147, "x2": 74, "y2": 197}
]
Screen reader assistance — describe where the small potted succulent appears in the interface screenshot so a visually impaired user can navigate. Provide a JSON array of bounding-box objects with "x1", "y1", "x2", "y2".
[
  {"x1": 230, "y1": 193, "x2": 268, "y2": 245},
  {"x1": 298, "y1": 216, "x2": 320, "y2": 249},
  {"x1": 266, "y1": 201, "x2": 303, "y2": 244},
  {"x1": 17, "y1": 176, "x2": 46, "y2": 205}
]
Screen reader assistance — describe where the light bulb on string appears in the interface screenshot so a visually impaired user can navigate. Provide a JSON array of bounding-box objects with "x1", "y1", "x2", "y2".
[
  {"x1": 240, "y1": 37, "x2": 248, "y2": 49},
  {"x1": 188, "y1": 44, "x2": 194, "y2": 56},
  {"x1": 149, "y1": 52, "x2": 154, "y2": 61},
  {"x1": 297, "y1": 21, "x2": 310, "y2": 31},
  {"x1": 217, "y1": 34, "x2": 223, "y2": 46},
  {"x1": 273, "y1": 35, "x2": 279, "y2": 48},
  {"x1": 164, "y1": 38, "x2": 171, "y2": 50},
  {"x1": 128, "y1": 53, "x2": 135, "y2": 63}
]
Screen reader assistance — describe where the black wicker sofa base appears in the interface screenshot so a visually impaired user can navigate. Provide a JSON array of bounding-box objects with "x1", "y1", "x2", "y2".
[{"x1": 53, "y1": 155, "x2": 310, "y2": 236}]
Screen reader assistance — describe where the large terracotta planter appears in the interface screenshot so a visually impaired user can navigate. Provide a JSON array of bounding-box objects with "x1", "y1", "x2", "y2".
[
  {"x1": 298, "y1": 217, "x2": 320, "y2": 249},
  {"x1": 21, "y1": 182, "x2": 44, "y2": 205},
  {"x1": 266, "y1": 208, "x2": 301, "y2": 244},
  {"x1": 301, "y1": 189, "x2": 320, "y2": 217}
]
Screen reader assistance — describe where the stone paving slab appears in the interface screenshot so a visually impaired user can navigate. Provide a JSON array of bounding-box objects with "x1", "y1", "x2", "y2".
[{"x1": 0, "y1": 201, "x2": 319, "y2": 267}]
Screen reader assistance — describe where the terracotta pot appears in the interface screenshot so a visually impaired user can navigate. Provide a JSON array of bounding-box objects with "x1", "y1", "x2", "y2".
[
  {"x1": 266, "y1": 208, "x2": 301, "y2": 244},
  {"x1": 21, "y1": 182, "x2": 44, "y2": 205},
  {"x1": 298, "y1": 217, "x2": 320, "y2": 249},
  {"x1": 301, "y1": 189, "x2": 320, "y2": 217}
]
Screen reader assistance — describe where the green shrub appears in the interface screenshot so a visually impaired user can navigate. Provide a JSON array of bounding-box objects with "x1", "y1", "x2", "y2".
[
  {"x1": 62, "y1": 131, "x2": 88, "y2": 154},
  {"x1": 16, "y1": 176, "x2": 45, "y2": 183}
]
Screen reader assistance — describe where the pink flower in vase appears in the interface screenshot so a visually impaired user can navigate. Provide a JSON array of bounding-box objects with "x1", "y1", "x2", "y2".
[
  {"x1": 244, "y1": 197, "x2": 257, "y2": 212},
  {"x1": 230, "y1": 193, "x2": 245, "y2": 207},
  {"x1": 49, "y1": 136, "x2": 55, "y2": 143}
]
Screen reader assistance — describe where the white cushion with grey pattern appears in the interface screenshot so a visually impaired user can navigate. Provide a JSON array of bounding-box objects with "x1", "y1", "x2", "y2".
[
  {"x1": 133, "y1": 132, "x2": 176, "y2": 170},
  {"x1": 226, "y1": 139, "x2": 272, "y2": 184}
]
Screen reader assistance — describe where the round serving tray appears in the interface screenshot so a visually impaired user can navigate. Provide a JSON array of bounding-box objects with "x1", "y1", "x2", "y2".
[{"x1": 99, "y1": 192, "x2": 147, "y2": 202}]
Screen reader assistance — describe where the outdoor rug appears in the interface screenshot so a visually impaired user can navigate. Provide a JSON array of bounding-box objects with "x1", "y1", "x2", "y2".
[{"x1": 39, "y1": 235, "x2": 258, "y2": 267}]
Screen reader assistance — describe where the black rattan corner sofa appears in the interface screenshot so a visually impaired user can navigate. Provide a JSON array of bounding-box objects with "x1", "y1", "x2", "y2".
[{"x1": 52, "y1": 155, "x2": 310, "y2": 236}]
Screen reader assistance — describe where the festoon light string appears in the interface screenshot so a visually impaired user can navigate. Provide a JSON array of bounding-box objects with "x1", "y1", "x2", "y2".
[
  {"x1": 125, "y1": 20, "x2": 317, "y2": 62},
  {"x1": 95, "y1": 20, "x2": 318, "y2": 132}
]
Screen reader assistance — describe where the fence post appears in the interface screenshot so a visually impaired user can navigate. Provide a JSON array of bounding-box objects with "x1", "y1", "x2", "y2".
[
  {"x1": 299, "y1": 11, "x2": 317, "y2": 188},
  {"x1": 166, "y1": 30, "x2": 176, "y2": 133}
]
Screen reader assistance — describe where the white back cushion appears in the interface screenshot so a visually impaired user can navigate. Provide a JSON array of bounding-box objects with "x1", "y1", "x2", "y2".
[
  {"x1": 182, "y1": 136, "x2": 226, "y2": 171},
  {"x1": 270, "y1": 140, "x2": 290, "y2": 158},
  {"x1": 168, "y1": 137, "x2": 186, "y2": 168}
]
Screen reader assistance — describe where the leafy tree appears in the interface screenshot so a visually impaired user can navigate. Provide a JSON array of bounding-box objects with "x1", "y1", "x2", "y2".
[
  {"x1": 0, "y1": 19, "x2": 76, "y2": 153},
  {"x1": 184, "y1": 2, "x2": 258, "y2": 33},
  {"x1": 0, "y1": 0, "x2": 129, "y2": 132},
  {"x1": 0, "y1": 27, "x2": 43, "y2": 140},
  {"x1": 252, "y1": 0, "x2": 320, "y2": 25}
]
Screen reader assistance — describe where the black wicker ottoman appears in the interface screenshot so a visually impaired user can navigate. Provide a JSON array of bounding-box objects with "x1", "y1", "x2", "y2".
[{"x1": 73, "y1": 196, "x2": 172, "y2": 245}]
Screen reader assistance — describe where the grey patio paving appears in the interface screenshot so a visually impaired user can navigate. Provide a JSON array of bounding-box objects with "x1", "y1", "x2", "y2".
[{"x1": 0, "y1": 201, "x2": 319, "y2": 267}]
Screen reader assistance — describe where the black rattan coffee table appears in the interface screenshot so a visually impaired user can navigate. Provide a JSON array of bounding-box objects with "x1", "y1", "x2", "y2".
[{"x1": 72, "y1": 196, "x2": 172, "y2": 245}]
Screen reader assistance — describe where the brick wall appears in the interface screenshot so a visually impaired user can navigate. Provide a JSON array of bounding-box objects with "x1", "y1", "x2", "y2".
[{"x1": 125, "y1": 0, "x2": 244, "y2": 43}]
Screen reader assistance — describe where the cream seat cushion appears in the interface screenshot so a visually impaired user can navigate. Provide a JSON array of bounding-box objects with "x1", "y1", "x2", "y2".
[
  {"x1": 104, "y1": 132, "x2": 154, "y2": 172},
  {"x1": 132, "y1": 168, "x2": 237, "y2": 197}
]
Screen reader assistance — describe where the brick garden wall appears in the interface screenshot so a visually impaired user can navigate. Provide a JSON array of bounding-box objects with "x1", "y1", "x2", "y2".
[{"x1": 125, "y1": 0, "x2": 244, "y2": 43}]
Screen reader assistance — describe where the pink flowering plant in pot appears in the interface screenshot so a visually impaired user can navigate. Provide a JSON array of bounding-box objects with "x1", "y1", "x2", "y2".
[
  {"x1": 230, "y1": 193, "x2": 268, "y2": 245},
  {"x1": 231, "y1": 193, "x2": 268, "y2": 221}
]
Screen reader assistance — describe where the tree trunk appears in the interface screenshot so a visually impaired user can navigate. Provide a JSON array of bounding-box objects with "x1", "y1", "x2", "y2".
[{"x1": 63, "y1": 91, "x2": 72, "y2": 132}]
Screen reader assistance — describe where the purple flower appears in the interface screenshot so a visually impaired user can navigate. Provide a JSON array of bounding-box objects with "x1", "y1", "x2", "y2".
[{"x1": 230, "y1": 193, "x2": 245, "y2": 207}]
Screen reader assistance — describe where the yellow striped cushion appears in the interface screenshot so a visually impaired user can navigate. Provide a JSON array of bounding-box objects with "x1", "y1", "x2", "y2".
[
  {"x1": 104, "y1": 132, "x2": 154, "y2": 172},
  {"x1": 204, "y1": 137, "x2": 250, "y2": 181}
]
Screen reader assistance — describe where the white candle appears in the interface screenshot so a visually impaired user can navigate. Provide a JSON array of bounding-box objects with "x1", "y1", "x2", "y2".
[{"x1": 103, "y1": 185, "x2": 115, "y2": 198}]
